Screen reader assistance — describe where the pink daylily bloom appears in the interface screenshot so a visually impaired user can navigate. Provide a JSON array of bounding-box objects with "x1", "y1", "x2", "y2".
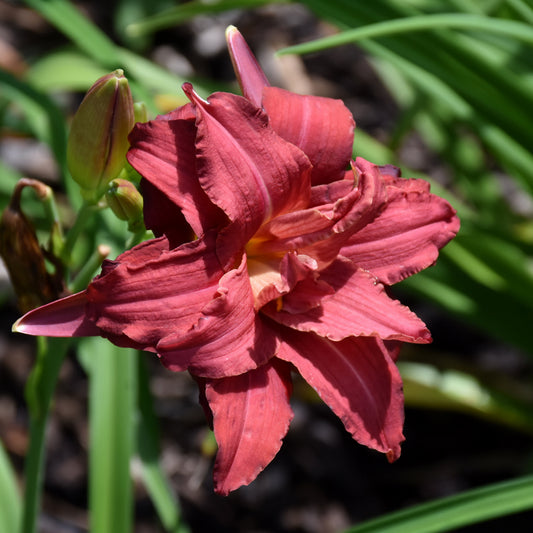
[{"x1": 14, "y1": 26, "x2": 459, "y2": 494}]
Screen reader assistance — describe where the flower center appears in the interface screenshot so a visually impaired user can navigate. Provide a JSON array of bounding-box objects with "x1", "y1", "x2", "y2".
[{"x1": 245, "y1": 238, "x2": 285, "y2": 310}]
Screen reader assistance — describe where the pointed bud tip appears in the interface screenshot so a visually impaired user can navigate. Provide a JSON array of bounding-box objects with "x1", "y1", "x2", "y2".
[
  {"x1": 224, "y1": 25, "x2": 269, "y2": 107},
  {"x1": 12, "y1": 314, "x2": 45, "y2": 336},
  {"x1": 182, "y1": 82, "x2": 209, "y2": 106},
  {"x1": 11, "y1": 315, "x2": 44, "y2": 336},
  {"x1": 12, "y1": 317, "x2": 23, "y2": 334},
  {"x1": 225, "y1": 25, "x2": 239, "y2": 42}
]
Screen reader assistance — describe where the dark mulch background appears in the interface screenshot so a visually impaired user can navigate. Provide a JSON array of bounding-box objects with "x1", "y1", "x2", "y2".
[{"x1": 1, "y1": 2, "x2": 533, "y2": 532}]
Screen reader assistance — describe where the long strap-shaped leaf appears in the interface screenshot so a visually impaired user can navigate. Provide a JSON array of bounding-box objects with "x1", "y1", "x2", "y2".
[
  {"x1": 22, "y1": 0, "x2": 214, "y2": 110},
  {"x1": 0, "y1": 441, "x2": 21, "y2": 533},
  {"x1": 135, "y1": 357, "x2": 190, "y2": 533},
  {"x1": 279, "y1": 13, "x2": 533, "y2": 54},
  {"x1": 23, "y1": 0, "x2": 121, "y2": 67},
  {"x1": 292, "y1": 0, "x2": 533, "y2": 194},
  {"x1": 345, "y1": 474, "x2": 533, "y2": 533},
  {"x1": 0, "y1": 68, "x2": 68, "y2": 179},
  {"x1": 79, "y1": 338, "x2": 136, "y2": 533},
  {"x1": 126, "y1": 0, "x2": 287, "y2": 38}
]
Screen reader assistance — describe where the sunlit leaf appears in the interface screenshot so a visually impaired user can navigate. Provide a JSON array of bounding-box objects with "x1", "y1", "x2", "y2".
[
  {"x1": 400, "y1": 362, "x2": 533, "y2": 434},
  {"x1": 0, "y1": 442, "x2": 21, "y2": 533},
  {"x1": 344, "y1": 474, "x2": 533, "y2": 533},
  {"x1": 79, "y1": 338, "x2": 136, "y2": 533},
  {"x1": 0, "y1": 68, "x2": 67, "y2": 178}
]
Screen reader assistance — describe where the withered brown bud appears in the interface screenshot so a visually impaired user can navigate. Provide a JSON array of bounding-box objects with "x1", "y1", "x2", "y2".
[{"x1": 0, "y1": 179, "x2": 65, "y2": 313}]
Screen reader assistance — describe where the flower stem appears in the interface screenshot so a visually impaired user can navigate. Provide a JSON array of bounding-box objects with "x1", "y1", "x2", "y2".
[
  {"x1": 126, "y1": 227, "x2": 151, "y2": 249},
  {"x1": 21, "y1": 337, "x2": 70, "y2": 533},
  {"x1": 39, "y1": 185, "x2": 64, "y2": 257},
  {"x1": 69, "y1": 244, "x2": 111, "y2": 293},
  {"x1": 11, "y1": 178, "x2": 64, "y2": 256},
  {"x1": 60, "y1": 201, "x2": 100, "y2": 266},
  {"x1": 21, "y1": 418, "x2": 46, "y2": 533}
]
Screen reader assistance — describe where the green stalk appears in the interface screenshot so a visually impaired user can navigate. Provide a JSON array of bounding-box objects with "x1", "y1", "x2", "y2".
[
  {"x1": 126, "y1": 228, "x2": 151, "y2": 249},
  {"x1": 69, "y1": 244, "x2": 111, "y2": 293},
  {"x1": 21, "y1": 337, "x2": 70, "y2": 533},
  {"x1": 39, "y1": 182, "x2": 64, "y2": 257},
  {"x1": 60, "y1": 201, "x2": 100, "y2": 266}
]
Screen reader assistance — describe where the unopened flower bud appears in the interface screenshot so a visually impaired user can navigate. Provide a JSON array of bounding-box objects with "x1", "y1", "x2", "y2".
[
  {"x1": 67, "y1": 69, "x2": 135, "y2": 201},
  {"x1": 105, "y1": 179, "x2": 144, "y2": 231}
]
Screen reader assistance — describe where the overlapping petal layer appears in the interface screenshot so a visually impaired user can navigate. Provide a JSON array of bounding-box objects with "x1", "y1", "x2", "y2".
[
  {"x1": 341, "y1": 172, "x2": 461, "y2": 284},
  {"x1": 85, "y1": 235, "x2": 223, "y2": 350},
  {"x1": 265, "y1": 256, "x2": 431, "y2": 343},
  {"x1": 156, "y1": 254, "x2": 277, "y2": 378},
  {"x1": 250, "y1": 159, "x2": 386, "y2": 268},
  {"x1": 183, "y1": 84, "x2": 312, "y2": 257},
  {"x1": 263, "y1": 87, "x2": 355, "y2": 185},
  {"x1": 247, "y1": 251, "x2": 334, "y2": 312},
  {"x1": 140, "y1": 180, "x2": 193, "y2": 245},
  {"x1": 128, "y1": 107, "x2": 225, "y2": 240}
]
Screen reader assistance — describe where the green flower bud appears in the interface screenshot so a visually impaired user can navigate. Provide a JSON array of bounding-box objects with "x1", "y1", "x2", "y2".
[
  {"x1": 134, "y1": 101, "x2": 148, "y2": 124},
  {"x1": 67, "y1": 69, "x2": 135, "y2": 202},
  {"x1": 105, "y1": 179, "x2": 144, "y2": 231}
]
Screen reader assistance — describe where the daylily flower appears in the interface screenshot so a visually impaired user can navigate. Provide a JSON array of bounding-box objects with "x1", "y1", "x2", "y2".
[{"x1": 14, "y1": 27, "x2": 459, "y2": 495}]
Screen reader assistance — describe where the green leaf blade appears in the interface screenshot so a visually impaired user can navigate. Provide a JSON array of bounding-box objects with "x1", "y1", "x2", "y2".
[{"x1": 345, "y1": 475, "x2": 533, "y2": 533}]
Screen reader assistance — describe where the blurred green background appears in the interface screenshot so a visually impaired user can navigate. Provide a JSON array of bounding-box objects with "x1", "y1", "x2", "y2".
[{"x1": 1, "y1": 1, "x2": 533, "y2": 532}]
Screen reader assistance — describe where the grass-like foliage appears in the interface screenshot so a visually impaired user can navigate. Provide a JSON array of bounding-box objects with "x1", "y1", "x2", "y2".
[{"x1": 0, "y1": 1, "x2": 532, "y2": 532}]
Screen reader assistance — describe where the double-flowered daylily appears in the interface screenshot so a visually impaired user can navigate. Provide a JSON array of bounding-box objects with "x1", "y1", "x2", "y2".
[{"x1": 14, "y1": 27, "x2": 459, "y2": 495}]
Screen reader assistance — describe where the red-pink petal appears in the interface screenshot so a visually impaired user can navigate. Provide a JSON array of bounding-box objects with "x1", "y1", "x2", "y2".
[
  {"x1": 250, "y1": 160, "x2": 386, "y2": 268},
  {"x1": 156, "y1": 254, "x2": 277, "y2": 378},
  {"x1": 127, "y1": 109, "x2": 225, "y2": 238},
  {"x1": 341, "y1": 169, "x2": 460, "y2": 285},
  {"x1": 277, "y1": 329, "x2": 404, "y2": 460},
  {"x1": 205, "y1": 360, "x2": 293, "y2": 495},
  {"x1": 85, "y1": 234, "x2": 224, "y2": 350},
  {"x1": 263, "y1": 87, "x2": 355, "y2": 185},
  {"x1": 225, "y1": 25, "x2": 270, "y2": 108},
  {"x1": 275, "y1": 253, "x2": 334, "y2": 313},
  {"x1": 183, "y1": 84, "x2": 312, "y2": 258},
  {"x1": 265, "y1": 256, "x2": 431, "y2": 343},
  {"x1": 13, "y1": 291, "x2": 100, "y2": 337}
]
